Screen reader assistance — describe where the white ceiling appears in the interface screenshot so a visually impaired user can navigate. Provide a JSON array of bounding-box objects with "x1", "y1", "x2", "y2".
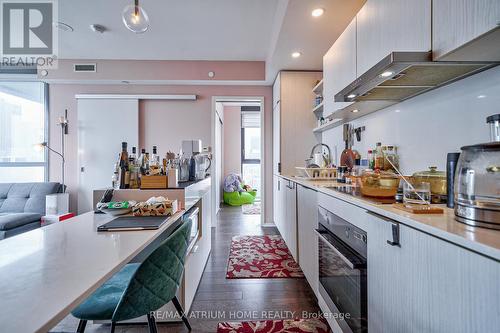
[{"x1": 57, "y1": 0, "x2": 365, "y2": 82}]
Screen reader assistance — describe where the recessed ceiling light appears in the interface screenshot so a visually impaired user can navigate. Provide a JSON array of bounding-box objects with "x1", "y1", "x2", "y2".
[
  {"x1": 54, "y1": 22, "x2": 74, "y2": 32},
  {"x1": 311, "y1": 8, "x2": 325, "y2": 17},
  {"x1": 90, "y1": 24, "x2": 106, "y2": 33},
  {"x1": 291, "y1": 52, "x2": 302, "y2": 58},
  {"x1": 477, "y1": 94, "x2": 487, "y2": 99},
  {"x1": 351, "y1": 109, "x2": 359, "y2": 113},
  {"x1": 347, "y1": 94, "x2": 357, "y2": 99},
  {"x1": 380, "y1": 71, "x2": 394, "y2": 78}
]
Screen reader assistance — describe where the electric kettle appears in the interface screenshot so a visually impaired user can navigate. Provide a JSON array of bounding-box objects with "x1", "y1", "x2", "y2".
[{"x1": 454, "y1": 142, "x2": 500, "y2": 229}]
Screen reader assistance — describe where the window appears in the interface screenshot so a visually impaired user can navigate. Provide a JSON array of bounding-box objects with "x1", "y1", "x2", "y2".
[
  {"x1": 241, "y1": 107, "x2": 261, "y2": 198},
  {"x1": 0, "y1": 82, "x2": 47, "y2": 182}
]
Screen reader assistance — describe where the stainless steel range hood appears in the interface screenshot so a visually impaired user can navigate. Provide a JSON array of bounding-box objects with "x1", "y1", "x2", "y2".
[{"x1": 332, "y1": 52, "x2": 499, "y2": 122}]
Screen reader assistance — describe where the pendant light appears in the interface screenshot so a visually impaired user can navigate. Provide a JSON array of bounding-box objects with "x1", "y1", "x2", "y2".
[{"x1": 122, "y1": 0, "x2": 149, "y2": 33}]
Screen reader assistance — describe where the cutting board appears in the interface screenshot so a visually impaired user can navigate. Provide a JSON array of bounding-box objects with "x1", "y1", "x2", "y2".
[{"x1": 393, "y1": 203, "x2": 444, "y2": 214}]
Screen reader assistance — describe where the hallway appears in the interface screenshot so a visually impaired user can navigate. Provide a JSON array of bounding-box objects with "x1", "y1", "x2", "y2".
[{"x1": 187, "y1": 205, "x2": 320, "y2": 332}]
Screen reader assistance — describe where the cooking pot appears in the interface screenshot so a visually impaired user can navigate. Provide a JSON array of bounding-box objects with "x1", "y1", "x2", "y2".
[{"x1": 411, "y1": 166, "x2": 447, "y2": 201}]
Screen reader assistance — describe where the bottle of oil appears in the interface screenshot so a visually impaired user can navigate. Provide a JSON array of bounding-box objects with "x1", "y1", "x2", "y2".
[{"x1": 374, "y1": 142, "x2": 384, "y2": 170}]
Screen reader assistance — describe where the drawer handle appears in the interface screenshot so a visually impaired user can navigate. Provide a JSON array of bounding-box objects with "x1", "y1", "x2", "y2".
[
  {"x1": 387, "y1": 222, "x2": 401, "y2": 247},
  {"x1": 366, "y1": 211, "x2": 401, "y2": 247}
]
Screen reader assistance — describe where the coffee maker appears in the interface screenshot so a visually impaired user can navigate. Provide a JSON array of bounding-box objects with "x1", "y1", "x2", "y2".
[
  {"x1": 194, "y1": 153, "x2": 212, "y2": 180},
  {"x1": 181, "y1": 140, "x2": 204, "y2": 181}
]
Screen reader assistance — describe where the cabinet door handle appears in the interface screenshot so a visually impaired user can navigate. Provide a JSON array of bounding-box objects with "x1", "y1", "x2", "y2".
[
  {"x1": 366, "y1": 211, "x2": 401, "y2": 247},
  {"x1": 387, "y1": 222, "x2": 401, "y2": 247}
]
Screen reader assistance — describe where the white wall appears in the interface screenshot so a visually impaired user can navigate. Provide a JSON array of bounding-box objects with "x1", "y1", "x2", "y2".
[{"x1": 322, "y1": 66, "x2": 500, "y2": 174}]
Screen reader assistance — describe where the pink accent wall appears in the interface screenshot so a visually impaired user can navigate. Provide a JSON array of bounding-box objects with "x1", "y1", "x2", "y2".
[
  {"x1": 42, "y1": 59, "x2": 265, "y2": 82},
  {"x1": 48, "y1": 84, "x2": 273, "y2": 222},
  {"x1": 223, "y1": 106, "x2": 242, "y2": 177},
  {"x1": 139, "y1": 100, "x2": 211, "y2": 156}
]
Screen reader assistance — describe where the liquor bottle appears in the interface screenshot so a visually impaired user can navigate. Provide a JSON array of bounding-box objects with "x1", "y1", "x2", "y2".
[
  {"x1": 111, "y1": 161, "x2": 120, "y2": 189},
  {"x1": 138, "y1": 148, "x2": 146, "y2": 174},
  {"x1": 128, "y1": 147, "x2": 139, "y2": 189},
  {"x1": 151, "y1": 145, "x2": 160, "y2": 167},
  {"x1": 118, "y1": 142, "x2": 130, "y2": 189},
  {"x1": 143, "y1": 152, "x2": 150, "y2": 175},
  {"x1": 130, "y1": 147, "x2": 137, "y2": 165}
]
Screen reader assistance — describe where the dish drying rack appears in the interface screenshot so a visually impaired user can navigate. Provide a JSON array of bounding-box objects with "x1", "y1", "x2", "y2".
[{"x1": 295, "y1": 167, "x2": 337, "y2": 180}]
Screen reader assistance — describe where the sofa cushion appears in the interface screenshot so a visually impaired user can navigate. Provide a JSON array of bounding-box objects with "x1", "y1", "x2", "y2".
[
  {"x1": 0, "y1": 182, "x2": 61, "y2": 215},
  {"x1": 24, "y1": 183, "x2": 62, "y2": 214},
  {"x1": 0, "y1": 183, "x2": 13, "y2": 209},
  {"x1": 0, "y1": 213, "x2": 42, "y2": 231}
]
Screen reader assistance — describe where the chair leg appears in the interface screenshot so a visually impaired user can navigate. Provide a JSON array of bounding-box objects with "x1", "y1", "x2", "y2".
[
  {"x1": 110, "y1": 322, "x2": 116, "y2": 333},
  {"x1": 147, "y1": 313, "x2": 158, "y2": 333},
  {"x1": 172, "y1": 296, "x2": 191, "y2": 331},
  {"x1": 76, "y1": 319, "x2": 87, "y2": 333}
]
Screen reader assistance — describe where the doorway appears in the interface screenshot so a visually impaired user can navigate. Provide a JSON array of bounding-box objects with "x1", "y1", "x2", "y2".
[{"x1": 212, "y1": 97, "x2": 265, "y2": 226}]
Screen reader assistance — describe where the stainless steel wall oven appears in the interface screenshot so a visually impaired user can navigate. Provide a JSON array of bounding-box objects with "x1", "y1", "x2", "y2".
[{"x1": 316, "y1": 206, "x2": 368, "y2": 333}]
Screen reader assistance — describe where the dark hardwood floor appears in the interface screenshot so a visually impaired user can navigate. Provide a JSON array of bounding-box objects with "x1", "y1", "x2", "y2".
[{"x1": 52, "y1": 205, "x2": 320, "y2": 333}]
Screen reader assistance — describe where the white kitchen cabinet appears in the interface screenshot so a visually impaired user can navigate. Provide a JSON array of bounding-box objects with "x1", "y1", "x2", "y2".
[
  {"x1": 272, "y1": 71, "x2": 322, "y2": 176},
  {"x1": 323, "y1": 16, "x2": 357, "y2": 117},
  {"x1": 183, "y1": 188, "x2": 212, "y2": 312},
  {"x1": 297, "y1": 185, "x2": 318, "y2": 295},
  {"x1": 273, "y1": 176, "x2": 285, "y2": 235},
  {"x1": 366, "y1": 211, "x2": 500, "y2": 333},
  {"x1": 433, "y1": 0, "x2": 500, "y2": 61},
  {"x1": 356, "y1": 0, "x2": 431, "y2": 75},
  {"x1": 284, "y1": 180, "x2": 297, "y2": 261},
  {"x1": 273, "y1": 101, "x2": 281, "y2": 175},
  {"x1": 274, "y1": 177, "x2": 298, "y2": 261}
]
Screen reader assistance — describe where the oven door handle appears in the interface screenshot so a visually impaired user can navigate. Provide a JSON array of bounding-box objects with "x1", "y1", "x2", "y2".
[{"x1": 314, "y1": 229, "x2": 364, "y2": 269}]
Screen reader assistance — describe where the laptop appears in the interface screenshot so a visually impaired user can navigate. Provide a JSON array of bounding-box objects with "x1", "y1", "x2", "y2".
[{"x1": 97, "y1": 216, "x2": 170, "y2": 232}]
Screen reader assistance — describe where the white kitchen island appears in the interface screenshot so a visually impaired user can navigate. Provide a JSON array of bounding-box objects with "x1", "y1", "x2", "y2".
[{"x1": 0, "y1": 178, "x2": 212, "y2": 333}]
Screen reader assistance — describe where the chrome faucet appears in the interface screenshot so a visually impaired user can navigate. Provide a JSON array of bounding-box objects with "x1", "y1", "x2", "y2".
[{"x1": 308, "y1": 143, "x2": 331, "y2": 167}]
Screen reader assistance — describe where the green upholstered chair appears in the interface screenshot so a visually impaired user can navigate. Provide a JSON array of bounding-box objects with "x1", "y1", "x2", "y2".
[{"x1": 72, "y1": 219, "x2": 192, "y2": 333}]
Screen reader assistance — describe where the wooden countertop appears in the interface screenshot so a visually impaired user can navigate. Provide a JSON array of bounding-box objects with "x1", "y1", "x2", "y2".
[{"x1": 277, "y1": 174, "x2": 500, "y2": 261}]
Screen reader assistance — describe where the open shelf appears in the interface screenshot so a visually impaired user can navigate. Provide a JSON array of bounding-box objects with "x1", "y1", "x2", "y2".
[
  {"x1": 312, "y1": 79, "x2": 323, "y2": 94},
  {"x1": 312, "y1": 102, "x2": 324, "y2": 115},
  {"x1": 313, "y1": 118, "x2": 343, "y2": 133}
]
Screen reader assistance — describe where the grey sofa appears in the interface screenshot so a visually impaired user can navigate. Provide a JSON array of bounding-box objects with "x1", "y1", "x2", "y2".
[{"x1": 0, "y1": 182, "x2": 62, "y2": 240}]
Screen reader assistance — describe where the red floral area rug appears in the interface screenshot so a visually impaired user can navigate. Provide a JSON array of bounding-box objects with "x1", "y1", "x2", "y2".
[
  {"x1": 217, "y1": 319, "x2": 331, "y2": 333},
  {"x1": 226, "y1": 235, "x2": 304, "y2": 279}
]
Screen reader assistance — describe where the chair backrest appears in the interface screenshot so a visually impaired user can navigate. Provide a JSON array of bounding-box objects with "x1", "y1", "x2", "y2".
[{"x1": 112, "y1": 219, "x2": 192, "y2": 322}]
